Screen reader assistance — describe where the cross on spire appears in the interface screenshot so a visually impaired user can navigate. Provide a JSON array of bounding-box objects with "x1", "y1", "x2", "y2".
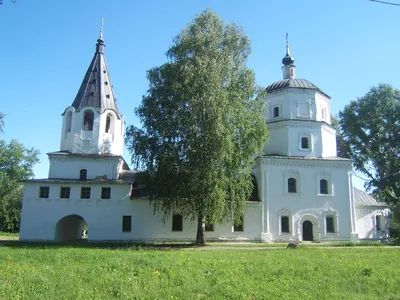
[{"x1": 100, "y1": 18, "x2": 104, "y2": 39}]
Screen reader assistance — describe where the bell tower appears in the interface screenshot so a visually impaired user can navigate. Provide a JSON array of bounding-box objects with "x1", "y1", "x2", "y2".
[
  {"x1": 264, "y1": 35, "x2": 337, "y2": 158},
  {"x1": 60, "y1": 22, "x2": 124, "y2": 156}
]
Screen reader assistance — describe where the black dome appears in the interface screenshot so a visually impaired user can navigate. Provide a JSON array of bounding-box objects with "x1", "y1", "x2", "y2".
[
  {"x1": 282, "y1": 54, "x2": 295, "y2": 65},
  {"x1": 265, "y1": 78, "x2": 329, "y2": 97}
]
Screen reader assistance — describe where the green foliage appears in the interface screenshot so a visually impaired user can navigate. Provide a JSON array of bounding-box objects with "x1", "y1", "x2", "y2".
[
  {"x1": 339, "y1": 83, "x2": 400, "y2": 204},
  {"x1": 126, "y1": 10, "x2": 268, "y2": 244},
  {"x1": 0, "y1": 139, "x2": 39, "y2": 232},
  {"x1": 0, "y1": 112, "x2": 4, "y2": 134},
  {"x1": 331, "y1": 114, "x2": 350, "y2": 158},
  {"x1": 0, "y1": 247, "x2": 399, "y2": 299}
]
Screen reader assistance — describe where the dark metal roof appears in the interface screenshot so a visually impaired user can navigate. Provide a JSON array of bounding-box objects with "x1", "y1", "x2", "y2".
[
  {"x1": 354, "y1": 188, "x2": 388, "y2": 208},
  {"x1": 47, "y1": 151, "x2": 131, "y2": 170},
  {"x1": 70, "y1": 37, "x2": 121, "y2": 118},
  {"x1": 24, "y1": 178, "x2": 132, "y2": 184},
  {"x1": 265, "y1": 78, "x2": 329, "y2": 97}
]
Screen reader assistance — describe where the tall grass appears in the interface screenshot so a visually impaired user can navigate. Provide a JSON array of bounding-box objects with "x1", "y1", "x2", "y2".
[{"x1": 0, "y1": 246, "x2": 399, "y2": 299}]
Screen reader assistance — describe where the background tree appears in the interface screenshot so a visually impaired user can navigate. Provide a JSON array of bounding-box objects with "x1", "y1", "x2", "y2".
[
  {"x1": 0, "y1": 112, "x2": 4, "y2": 134},
  {"x1": 331, "y1": 114, "x2": 349, "y2": 158},
  {"x1": 338, "y1": 83, "x2": 400, "y2": 204},
  {"x1": 125, "y1": 10, "x2": 268, "y2": 245},
  {"x1": 0, "y1": 139, "x2": 39, "y2": 232}
]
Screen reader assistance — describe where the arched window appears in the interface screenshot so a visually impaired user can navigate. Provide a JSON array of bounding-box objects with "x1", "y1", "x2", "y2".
[
  {"x1": 105, "y1": 113, "x2": 114, "y2": 133},
  {"x1": 83, "y1": 110, "x2": 94, "y2": 131},
  {"x1": 105, "y1": 114, "x2": 111, "y2": 133},
  {"x1": 320, "y1": 179, "x2": 328, "y2": 194},
  {"x1": 301, "y1": 137, "x2": 309, "y2": 149},
  {"x1": 65, "y1": 111, "x2": 72, "y2": 133},
  {"x1": 288, "y1": 178, "x2": 297, "y2": 193},
  {"x1": 376, "y1": 215, "x2": 383, "y2": 231},
  {"x1": 80, "y1": 169, "x2": 87, "y2": 181},
  {"x1": 273, "y1": 106, "x2": 280, "y2": 118},
  {"x1": 172, "y1": 214, "x2": 183, "y2": 231}
]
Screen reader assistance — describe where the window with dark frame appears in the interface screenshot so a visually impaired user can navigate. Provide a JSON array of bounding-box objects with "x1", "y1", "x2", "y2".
[
  {"x1": 101, "y1": 187, "x2": 111, "y2": 199},
  {"x1": 172, "y1": 214, "x2": 183, "y2": 231},
  {"x1": 105, "y1": 114, "x2": 112, "y2": 133},
  {"x1": 60, "y1": 187, "x2": 70, "y2": 199},
  {"x1": 301, "y1": 137, "x2": 309, "y2": 149},
  {"x1": 281, "y1": 216, "x2": 290, "y2": 233},
  {"x1": 205, "y1": 223, "x2": 214, "y2": 232},
  {"x1": 80, "y1": 187, "x2": 91, "y2": 199},
  {"x1": 326, "y1": 216, "x2": 335, "y2": 233},
  {"x1": 39, "y1": 187, "x2": 49, "y2": 198},
  {"x1": 376, "y1": 215, "x2": 383, "y2": 231},
  {"x1": 122, "y1": 216, "x2": 132, "y2": 232},
  {"x1": 288, "y1": 178, "x2": 297, "y2": 193},
  {"x1": 80, "y1": 169, "x2": 87, "y2": 181},
  {"x1": 83, "y1": 110, "x2": 94, "y2": 131},
  {"x1": 234, "y1": 216, "x2": 244, "y2": 232},
  {"x1": 273, "y1": 106, "x2": 280, "y2": 117},
  {"x1": 320, "y1": 179, "x2": 328, "y2": 194}
]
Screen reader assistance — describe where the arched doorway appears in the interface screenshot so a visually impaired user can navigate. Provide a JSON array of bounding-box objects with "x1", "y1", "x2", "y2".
[
  {"x1": 55, "y1": 215, "x2": 88, "y2": 242},
  {"x1": 302, "y1": 220, "x2": 313, "y2": 241}
]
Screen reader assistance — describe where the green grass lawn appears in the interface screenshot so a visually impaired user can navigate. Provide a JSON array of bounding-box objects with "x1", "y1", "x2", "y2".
[
  {"x1": 0, "y1": 245, "x2": 399, "y2": 299},
  {"x1": 0, "y1": 232, "x2": 18, "y2": 237}
]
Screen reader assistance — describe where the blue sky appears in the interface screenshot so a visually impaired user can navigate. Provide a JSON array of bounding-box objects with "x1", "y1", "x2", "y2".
[{"x1": 0, "y1": 0, "x2": 397, "y2": 186}]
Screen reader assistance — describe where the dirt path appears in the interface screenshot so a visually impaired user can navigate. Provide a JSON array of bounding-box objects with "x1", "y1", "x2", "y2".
[{"x1": 0, "y1": 236, "x2": 18, "y2": 241}]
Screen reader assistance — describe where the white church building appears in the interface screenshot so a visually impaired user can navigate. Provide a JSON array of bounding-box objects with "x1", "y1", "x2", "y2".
[{"x1": 19, "y1": 32, "x2": 390, "y2": 243}]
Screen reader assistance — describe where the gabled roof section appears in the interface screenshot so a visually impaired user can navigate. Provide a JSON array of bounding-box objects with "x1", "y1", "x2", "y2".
[{"x1": 70, "y1": 36, "x2": 121, "y2": 118}]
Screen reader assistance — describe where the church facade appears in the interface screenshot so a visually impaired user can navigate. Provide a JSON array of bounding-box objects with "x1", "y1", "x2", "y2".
[{"x1": 19, "y1": 33, "x2": 390, "y2": 243}]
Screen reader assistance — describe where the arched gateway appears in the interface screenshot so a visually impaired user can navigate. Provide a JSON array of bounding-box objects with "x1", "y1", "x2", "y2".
[
  {"x1": 55, "y1": 215, "x2": 88, "y2": 242},
  {"x1": 302, "y1": 220, "x2": 313, "y2": 241}
]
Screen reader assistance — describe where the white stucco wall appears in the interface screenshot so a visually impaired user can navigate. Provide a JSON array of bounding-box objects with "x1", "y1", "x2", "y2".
[
  {"x1": 20, "y1": 182, "x2": 262, "y2": 242},
  {"x1": 355, "y1": 207, "x2": 390, "y2": 240},
  {"x1": 60, "y1": 106, "x2": 124, "y2": 156},
  {"x1": 257, "y1": 157, "x2": 354, "y2": 242},
  {"x1": 264, "y1": 120, "x2": 337, "y2": 158},
  {"x1": 48, "y1": 155, "x2": 122, "y2": 180}
]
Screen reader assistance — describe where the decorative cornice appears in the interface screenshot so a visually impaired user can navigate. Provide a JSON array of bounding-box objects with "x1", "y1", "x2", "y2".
[
  {"x1": 260, "y1": 157, "x2": 352, "y2": 169},
  {"x1": 49, "y1": 155, "x2": 121, "y2": 164},
  {"x1": 266, "y1": 88, "x2": 315, "y2": 100},
  {"x1": 321, "y1": 124, "x2": 336, "y2": 134}
]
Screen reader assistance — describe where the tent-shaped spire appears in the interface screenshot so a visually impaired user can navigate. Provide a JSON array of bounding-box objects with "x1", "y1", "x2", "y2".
[{"x1": 70, "y1": 26, "x2": 121, "y2": 118}]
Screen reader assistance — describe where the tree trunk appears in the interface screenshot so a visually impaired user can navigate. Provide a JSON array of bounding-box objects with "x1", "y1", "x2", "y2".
[{"x1": 196, "y1": 214, "x2": 206, "y2": 246}]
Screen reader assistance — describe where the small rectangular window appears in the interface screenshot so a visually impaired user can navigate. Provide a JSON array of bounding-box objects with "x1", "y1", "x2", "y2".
[
  {"x1": 301, "y1": 137, "x2": 309, "y2": 149},
  {"x1": 101, "y1": 187, "x2": 111, "y2": 199},
  {"x1": 172, "y1": 214, "x2": 183, "y2": 231},
  {"x1": 320, "y1": 179, "x2": 328, "y2": 194},
  {"x1": 321, "y1": 108, "x2": 326, "y2": 120},
  {"x1": 288, "y1": 178, "x2": 297, "y2": 193},
  {"x1": 81, "y1": 187, "x2": 91, "y2": 199},
  {"x1": 273, "y1": 106, "x2": 280, "y2": 117},
  {"x1": 80, "y1": 169, "x2": 87, "y2": 180},
  {"x1": 39, "y1": 187, "x2": 49, "y2": 198},
  {"x1": 281, "y1": 216, "x2": 290, "y2": 233},
  {"x1": 326, "y1": 216, "x2": 335, "y2": 233},
  {"x1": 60, "y1": 187, "x2": 70, "y2": 199},
  {"x1": 122, "y1": 216, "x2": 132, "y2": 232},
  {"x1": 234, "y1": 216, "x2": 244, "y2": 232},
  {"x1": 376, "y1": 215, "x2": 383, "y2": 231},
  {"x1": 205, "y1": 223, "x2": 214, "y2": 232}
]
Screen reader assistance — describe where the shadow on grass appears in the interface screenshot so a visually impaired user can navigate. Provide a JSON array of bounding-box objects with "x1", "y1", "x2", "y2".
[{"x1": 0, "y1": 240, "x2": 202, "y2": 250}]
